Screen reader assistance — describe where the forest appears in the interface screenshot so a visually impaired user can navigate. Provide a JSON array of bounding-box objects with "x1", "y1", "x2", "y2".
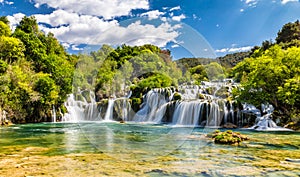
[{"x1": 0, "y1": 16, "x2": 299, "y2": 129}]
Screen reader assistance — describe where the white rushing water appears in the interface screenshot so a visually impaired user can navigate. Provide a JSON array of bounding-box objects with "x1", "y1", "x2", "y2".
[
  {"x1": 62, "y1": 90, "x2": 101, "y2": 122},
  {"x1": 60, "y1": 81, "x2": 291, "y2": 131},
  {"x1": 104, "y1": 99, "x2": 115, "y2": 121}
]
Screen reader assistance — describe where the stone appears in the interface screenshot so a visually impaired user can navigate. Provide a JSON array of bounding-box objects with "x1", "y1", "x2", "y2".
[{"x1": 223, "y1": 123, "x2": 237, "y2": 129}]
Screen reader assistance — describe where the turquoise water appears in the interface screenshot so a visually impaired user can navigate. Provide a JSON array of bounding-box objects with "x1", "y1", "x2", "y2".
[{"x1": 1, "y1": 122, "x2": 300, "y2": 176}]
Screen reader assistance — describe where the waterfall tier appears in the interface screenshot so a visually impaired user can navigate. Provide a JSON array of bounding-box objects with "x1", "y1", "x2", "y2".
[{"x1": 61, "y1": 82, "x2": 290, "y2": 130}]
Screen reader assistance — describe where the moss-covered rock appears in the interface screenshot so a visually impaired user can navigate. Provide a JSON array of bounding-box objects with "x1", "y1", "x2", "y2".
[
  {"x1": 198, "y1": 93, "x2": 205, "y2": 99},
  {"x1": 210, "y1": 130, "x2": 249, "y2": 145},
  {"x1": 172, "y1": 92, "x2": 181, "y2": 101}
]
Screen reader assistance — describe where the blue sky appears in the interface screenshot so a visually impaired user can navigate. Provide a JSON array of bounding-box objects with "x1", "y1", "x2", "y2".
[{"x1": 1, "y1": 0, "x2": 300, "y2": 59}]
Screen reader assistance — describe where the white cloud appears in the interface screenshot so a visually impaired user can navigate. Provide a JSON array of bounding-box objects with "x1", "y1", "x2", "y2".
[
  {"x1": 170, "y1": 6, "x2": 181, "y2": 11},
  {"x1": 281, "y1": 0, "x2": 298, "y2": 4},
  {"x1": 71, "y1": 45, "x2": 83, "y2": 51},
  {"x1": 240, "y1": 9, "x2": 244, "y2": 12},
  {"x1": 161, "y1": 17, "x2": 167, "y2": 22},
  {"x1": 0, "y1": 0, "x2": 13, "y2": 4},
  {"x1": 245, "y1": 0, "x2": 256, "y2": 3},
  {"x1": 32, "y1": 0, "x2": 149, "y2": 20},
  {"x1": 7, "y1": 1, "x2": 182, "y2": 49},
  {"x1": 244, "y1": 0, "x2": 258, "y2": 7},
  {"x1": 141, "y1": 10, "x2": 165, "y2": 20},
  {"x1": 215, "y1": 46, "x2": 252, "y2": 53},
  {"x1": 7, "y1": 13, "x2": 25, "y2": 30},
  {"x1": 6, "y1": 1, "x2": 13, "y2": 5},
  {"x1": 171, "y1": 44, "x2": 179, "y2": 48},
  {"x1": 34, "y1": 10, "x2": 180, "y2": 47},
  {"x1": 171, "y1": 14, "x2": 186, "y2": 22},
  {"x1": 35, "y1": 10, "x2": 118, "y2": 28},
  {"x1": 94, "y1": 21, "x2": 180, "y2": 47}
]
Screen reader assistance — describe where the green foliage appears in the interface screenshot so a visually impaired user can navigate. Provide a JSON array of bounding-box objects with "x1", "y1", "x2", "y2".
[
  {"x1": 277, "y1": 75, "x2": 300, "y2": 106},
  {"x1": 93, "y1": 44, "x2": 180, "y2": 100},
  {"x1": 34, "y1": 73, "x2": 58, "y2": 105},
  {"x1": 0, "y1": 16, "x2": 75, "y2": 122},
  {"x1": 189, "y1": 65, "x2": 208, "y2": 84},
  {"x1": 0, "y1": 21, "x2": 11, "y2": 36},
  {"x1": 16, "y1": 16, "x2": 39, "y2": 34},
  {"x1": 0, "y1": 16, "x2": 9, "y2": 25},
  {"x1": 13, "y1": 29, "x2": 47, "y2": 71},
  {"x1": 172, "y1": 92, "x2": 182, "y2": 101},
  {"x1": 232, "y1": 45, "x2": 300, "y2": 123},
  {"x1": 276, "y1": 20, "x2": 300, "y2": 44},
  {"x1": 131, "y1": 97, "x2": 142, "y2": 112},
  {"x1": 204, "y1": 62, "x2": 226, "y2": 81},
  {"x1": 217, "y1": 51, "x2": 252, "y2": 68},
  {"x1": 0, "y1": 36, "x2": 25, "y2": 63},
  {"x1": 175, "y1": 57, "x2": 215, "y2": 73},
  {"x1": 136, "y1": 73, "x2": 173, "y2": 90},
  {"x1": 0, "y1": 60, "x2": 8, "y2": 74}
]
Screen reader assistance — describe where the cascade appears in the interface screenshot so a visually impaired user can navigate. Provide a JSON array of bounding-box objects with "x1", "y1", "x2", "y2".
[
  {"x1": 104, "y1": 99, "x2": 115, "y2": 121},
  {"x1": 133, "y1": 89, "x2": 168, "y2": 122},
  {"x1": 61, "y1": 80, "x2": 290, "y2": 130},
  {"x1": 62, "y1": 90, "x2": 101, "y2": 122},
  {"x1": 62, "y1": 94, "x2": 86, "y2": 122},
  {"x1": 52, "y1": 106, "x2": 56, "y2": 123},
  {"x1": 171, "y1": 100, "x2": 205, "y2": 126},
  {"x1": 134, "y1": 81, "x2": 238, "y2": 127},
  {"x1": 248, "y1": 104, "x2": 292, "y2": 131}
]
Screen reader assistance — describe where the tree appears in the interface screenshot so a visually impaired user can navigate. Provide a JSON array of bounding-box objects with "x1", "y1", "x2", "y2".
[
  {"x1": 0, "y1": 21, "x2": 11, "y2": 36},
  {"x1": 0, "y1": 16, "x2": 9, "y2": 25},
  {"x1": 0, "y1": 15, "x2": 77, "y2": 122},
  {"x1": 276, "y1": 20, "x2": 300, "y2": 44},
  {"x1": 189, "y1": 65, "x2": 208, "y2": 84},
  {"x1": 0, "y1": 36, "x2": 25, "y2": 63},
  {"x1": 204, "y1": 62, "x2": 226, "y2": 81},
  {"x1": 16, "y1": 16, "x2": 39, "y2": 34}
]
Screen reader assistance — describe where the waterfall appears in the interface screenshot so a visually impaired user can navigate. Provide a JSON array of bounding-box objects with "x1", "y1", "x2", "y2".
[
  {"x1": 62, "y1": 90, "x2": 101, "y2": 122},
  {"x1": 52, "y1": 106, "x2": 56, "y2": 123},
  {"x1": 133, "y1": 82, "x2": 236, "y2": 126},
  {"x1": 247, "y1": 104, "x2": 292, "y2": 131},
  {"x1": 206, "y1": 101, "x2": 221, "y2": 127},
  {"x1": 104, "y1": 99, "x2": 115, "y2": 121},
  {"x1": 133, "y1": 89, "x2": 167, "y2": 122},
  {"x1": 62, "y1": 89, "x2": 133, "y2": 122},
  {"x1": 171, "y1": 101, "x2": 205, "y2": 126},
  {"x1": 60, "y1": 80, "x2": 290, "y2": 130},
  {"x1": 62, "y1": 94, "x2": 86, "y2": 122}
]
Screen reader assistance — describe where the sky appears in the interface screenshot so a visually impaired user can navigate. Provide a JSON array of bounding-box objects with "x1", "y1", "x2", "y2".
[{"x1": 1, "y1": 0, "x2": 300, "y2": 59}]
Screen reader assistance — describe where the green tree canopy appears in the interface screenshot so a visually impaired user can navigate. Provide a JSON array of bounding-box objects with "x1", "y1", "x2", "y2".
[
  {"x1": 0, "y1": 21, "x2": 11, "y2": 36},
  {"x1": 276, "y1": 20, "x2": 300, "y2": 44},
  {"x1": 0, "y1": 36, "x2": 25, "y2": 63}
]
